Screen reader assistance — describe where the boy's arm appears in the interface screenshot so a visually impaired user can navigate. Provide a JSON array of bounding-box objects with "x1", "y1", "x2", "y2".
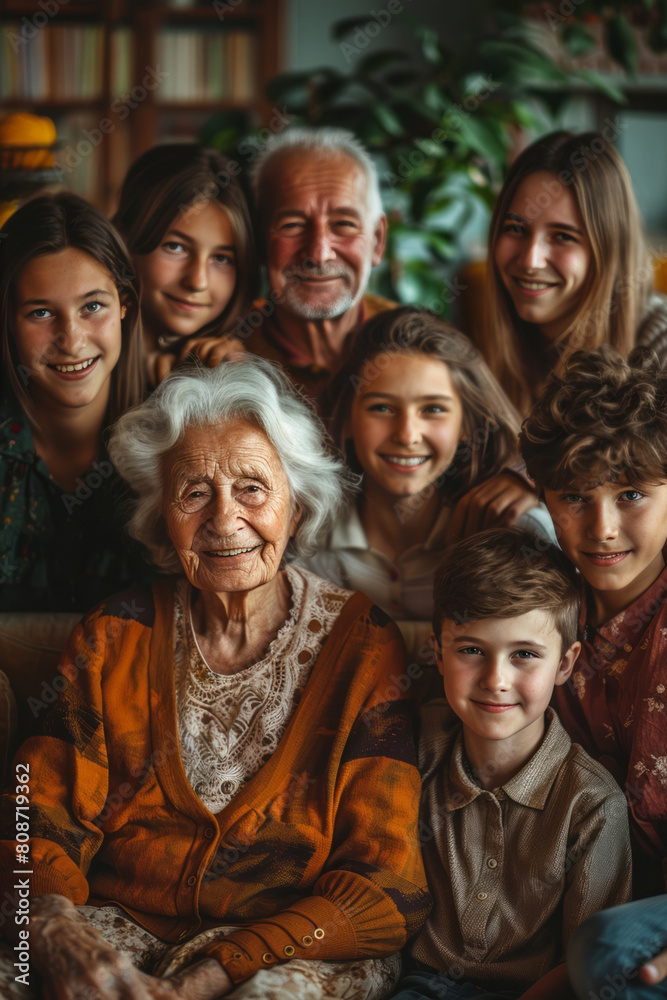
[{"x1": 561, "y1": 780, "x2": 632, "y2": 950}]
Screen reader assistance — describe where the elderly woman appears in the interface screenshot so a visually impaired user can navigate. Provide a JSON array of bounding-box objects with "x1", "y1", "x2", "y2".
[{"x1": 0, "y1": 358, "x2": 428, "y2": 1000}]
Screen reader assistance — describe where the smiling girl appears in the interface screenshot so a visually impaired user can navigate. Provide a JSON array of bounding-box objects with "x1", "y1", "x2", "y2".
[
  {"x1": 113, "y1": 144, "x2": 258, "y2": 386},
  {"x1": 299, "y1": 306, "x2": 554, "y2": 662},
  {"x1": 0, "y1": 193, "x2": 146, "y2": 611},
  {"x1": 484, "y1": 130, "x2": 667, "y2": 415}
]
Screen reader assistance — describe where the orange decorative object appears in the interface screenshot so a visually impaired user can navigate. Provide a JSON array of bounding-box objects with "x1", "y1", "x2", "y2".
[{"x1": 0, "y1": 113, "x2": 57, "y2": 170}]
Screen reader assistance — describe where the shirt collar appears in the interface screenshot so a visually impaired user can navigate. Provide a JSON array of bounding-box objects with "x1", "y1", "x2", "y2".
[
  {"x1": 581, "y1": 562, "x2": 667, "y2": 649},
  {"x1": 445, "y1": 708, "x2": 571, "y2": 812},
  {"x1": 330, "y1": 502, "x2": 369, "y2": 550}
]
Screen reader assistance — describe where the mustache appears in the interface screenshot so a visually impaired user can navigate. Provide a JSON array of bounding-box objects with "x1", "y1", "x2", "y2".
[{"x1": 283, "y1": 261, "x2": 353, "y2": 282}]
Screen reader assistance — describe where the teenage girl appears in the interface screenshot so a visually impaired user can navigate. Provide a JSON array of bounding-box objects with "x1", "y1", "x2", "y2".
[
  {"x1": 0, "y1": 192, "x2": 146, "y2": 611},
  {"x1": 484, "y1": 129, "x2": 667, "y2": 415},
  {"x1": 113, "y1": 143, "x2": 258, "y2": 386},
  {"x1": 299, "y1": 306, "x2": 554, "y2": 662}
]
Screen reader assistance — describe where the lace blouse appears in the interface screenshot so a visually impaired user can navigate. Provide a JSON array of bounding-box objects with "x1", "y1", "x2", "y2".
[{"x1": 173, "y1": 565, "x2": 352, "y2": 814}]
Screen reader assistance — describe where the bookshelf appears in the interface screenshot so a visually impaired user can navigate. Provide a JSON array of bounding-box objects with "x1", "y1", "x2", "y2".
[{"x1": 0, "y1": 0, "x2": 284, "y2": 210}]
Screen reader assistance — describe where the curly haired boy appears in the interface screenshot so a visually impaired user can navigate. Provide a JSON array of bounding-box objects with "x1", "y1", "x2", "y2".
[{"x1": 521, "y1": 345, "x2": 667, "y2": 999}]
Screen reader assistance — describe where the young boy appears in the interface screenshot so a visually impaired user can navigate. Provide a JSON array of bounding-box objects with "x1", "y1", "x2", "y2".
[
  {"x1": 520, "y1": 345, "x2": 667, "y2": 996},
  {"x1": 394, "y1": 527, "x2": 631, "y2": 1000}
]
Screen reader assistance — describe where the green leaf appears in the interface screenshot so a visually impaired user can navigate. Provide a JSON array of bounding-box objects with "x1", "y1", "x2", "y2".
[
  {"x1": 356, "y1": 50, "x2": 409, "y2": 76},
  {"x1": 562, "y1": 23, "x2": 596, "y2": 57},
  {"x1": 265, "y1": 71, "x2": 312, "y2": 106},
  {"x1": 415, "y1": 26, "x2": 443, "y2": 63},
  {"x1": 605, "y1": 14, "x2": 639, "y2": 75},
  {"x1": 382, "y1": 69, "x2": 422, "y2": 88},
  {"x1": 371, "y1": 103, "x2": 405, "y2": 137},
  {"x1": 575, "y1": 69, "x2": 627, "y2": 104},
  {"x1": 455, "y1": 115, "x2": 508, "y2": 168},
  {"x1": 478, "y1": 40, "x2": 569, "y2": 84}
]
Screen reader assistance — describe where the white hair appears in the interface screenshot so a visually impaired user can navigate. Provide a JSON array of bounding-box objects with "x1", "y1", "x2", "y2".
[
  {"x1": 108, "y1": 358, "x2": 354, "y2": 572},
  {"x1": 252, "y1": 126, "x2": 384, "y2": 223}
]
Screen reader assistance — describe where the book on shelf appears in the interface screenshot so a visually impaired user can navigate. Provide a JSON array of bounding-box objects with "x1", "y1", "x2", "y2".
[
  {"x1": 156, "y1": 25, "x2": 258, "y2": 102},
  {"x1": 1, "y1": 23, "x2": 104, "y2": 100}
]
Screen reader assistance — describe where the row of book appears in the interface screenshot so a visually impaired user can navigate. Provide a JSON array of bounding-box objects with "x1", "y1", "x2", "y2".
[
  {"x1": 156, "y1": 28, "x2": 257, "y2": 101},
  {"x1": 0, "y1": 22, "x2": 257, "y2": 102},
  {"x1": 1, "y1": 24, "x2": 105, "y2": 100}
]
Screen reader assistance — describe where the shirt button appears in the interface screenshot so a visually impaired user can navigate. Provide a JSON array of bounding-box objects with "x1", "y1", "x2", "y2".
[
  {"x1": 477, "y1": 891, "x2": 488, "y2": 901},
  {"x1": 487, "y1": 858, "x2": 498, "y2": 869},
  {"x1": 187, "y1": 875, "x2": 197, "y2": 886}
]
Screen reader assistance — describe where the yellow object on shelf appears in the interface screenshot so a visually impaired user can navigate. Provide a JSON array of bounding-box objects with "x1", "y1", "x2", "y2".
[{"x1": 0, "y1": 113, "x2": 57, "y2": 170}]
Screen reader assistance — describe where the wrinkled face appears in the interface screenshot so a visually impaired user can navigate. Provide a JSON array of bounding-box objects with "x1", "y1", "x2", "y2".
[
  {"x1": 494, "y1": 171, "x2": 592, "y2": 342},
  {"x1": 162, "y1": 419, "x2": 300, "y2": 595},
  {"x1": 12, "y1": 247, "x2": 123, "y2": 412},
  {"x1": 348, "y1": 352, "x2": 464, "y2": 500},
  {"x1": 436, "y1": 610, "x2": 575, "y2": 762},
  {"x1": 544, "y1": 479, "x2": 667, "y2": 619},
  {"x1": 134, "y1": 201, "x2": 237, "y2": 341},
  {"x1": 264, "y1": 150, "x2": 386, "y2": 320}
]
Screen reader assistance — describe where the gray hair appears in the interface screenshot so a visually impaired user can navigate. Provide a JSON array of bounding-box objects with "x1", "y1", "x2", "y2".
[
  {"x1": 108, "y1": 358, "x2": 354, "y2": 572},
  {"x1": 252, "y1": 126, "x2": 384, "y2": 223}
]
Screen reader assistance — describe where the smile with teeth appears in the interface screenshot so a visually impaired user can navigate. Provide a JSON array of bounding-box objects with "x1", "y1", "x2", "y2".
[
  {"x1": 205, "y1": 545, "x2": 259, "y2": 557},
  {"x1": 513, "y1": 277, "x2": 557, "y2": 290},
  {"x1": 51, "y1": 357, "x2": 98, "y2": 373},
  {"x1": 381, "y1": 455, "x2": 428, "y2": 467}
]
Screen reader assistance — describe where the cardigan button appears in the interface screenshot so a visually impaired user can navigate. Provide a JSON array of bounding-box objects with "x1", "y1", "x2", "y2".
[
  {"x1": 187, "y1": 875, "x2": 197, "y2": 886},
  {"x1": 313, "y1": 928, "x2": 325, "y2": 939},
  {"x1": 284, "y1": 945, "x2": 295, "y2": 957},
  {"x1": 301, "y1": 935, "x2": 313, "y2": 947},
  {"x1": 487, "y1": 858, "x2": 498, "y2": 869},
  {"x1": 262, "y1": 953, "x2": 276, "y2": 964},
  {"x1": 204, "y1": 827, "x2": 215, "y2": 839},
  {"x1": 476, "y1": 891, "x2": 488, "y2": 901}
]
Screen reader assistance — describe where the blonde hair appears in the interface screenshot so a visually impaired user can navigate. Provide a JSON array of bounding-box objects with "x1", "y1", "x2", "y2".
[{"x1": 485, "y1": 130, "x2": 650, "y2": 415}]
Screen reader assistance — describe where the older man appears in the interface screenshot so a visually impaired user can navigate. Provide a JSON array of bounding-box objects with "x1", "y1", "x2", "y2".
[{"x1": 240, "y1": 127, "x2": 394, "y2": 402}]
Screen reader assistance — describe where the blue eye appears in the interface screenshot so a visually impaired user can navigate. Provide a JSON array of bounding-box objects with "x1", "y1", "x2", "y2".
[
  {"x1": 459, "y1": 646, "x2": 483, "y2": 656},
  {"x1": 619, "y1": 489, "x2": 644, "y2": 502},
  {"x1": 84, "y1": 301, "x2": 103, "y2": 313}
]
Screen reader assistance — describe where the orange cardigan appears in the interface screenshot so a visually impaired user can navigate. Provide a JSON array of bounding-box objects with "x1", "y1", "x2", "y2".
[{"x1": 0, "y1": 580, "x2": 429, "y2": 984}]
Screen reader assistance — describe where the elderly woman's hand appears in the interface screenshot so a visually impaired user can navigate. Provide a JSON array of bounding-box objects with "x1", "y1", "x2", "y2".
[{"x1": 31, "y1": 895, "x2": 232, "y2": 1000}]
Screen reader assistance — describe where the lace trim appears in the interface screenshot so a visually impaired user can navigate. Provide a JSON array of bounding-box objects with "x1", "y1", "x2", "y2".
[{"x1": 174, "y1": 565, "x2": 352, "y2": 814}]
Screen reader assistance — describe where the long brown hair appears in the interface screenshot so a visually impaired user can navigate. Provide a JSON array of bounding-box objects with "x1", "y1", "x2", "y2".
[
  {"x1": 485, "y1": 130, "x2": 650, "y2": 415},
  {"x1": 113, "y1": 143, "x2": 258, "y2": 339},
  {"x1": 327, "y1": 306, "x2": 521, "y2": 500},
  {"x1": 0, "y1": 191, "x2": 143, "y2": 424}
]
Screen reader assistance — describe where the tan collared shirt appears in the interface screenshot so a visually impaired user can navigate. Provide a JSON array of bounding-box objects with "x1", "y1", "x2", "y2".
[{"x1": 412, "y1": 706, "x2": 631, "y2": 992}]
